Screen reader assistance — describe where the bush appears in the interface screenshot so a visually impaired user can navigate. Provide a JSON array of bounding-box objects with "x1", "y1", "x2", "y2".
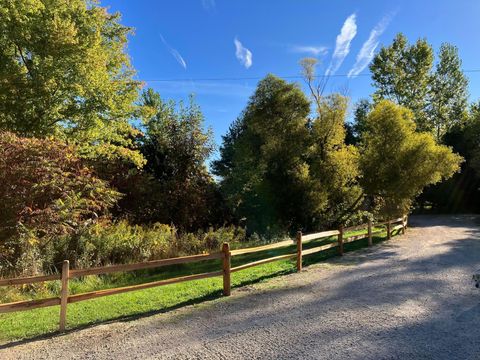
[
  {"x1": 191, "y1": 225, "x2": 246, "y2": 252},
  {"x1": 51, "y1": 220, "x2": 175, "y2": 268},
  {"x1": 0, "y1": 132, "x2": 121, "y2": 276},
  {"x1": 51, "y1": 220, "x2": 246, "y2": 269}
]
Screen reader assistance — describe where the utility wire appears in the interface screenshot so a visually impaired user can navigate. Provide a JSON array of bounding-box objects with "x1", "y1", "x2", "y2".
[
  {"x1": 140, "y1": 69, "x2": 480, "y2": 83},
  {"x1": 3, "y1": 69, "x2": 480, "y2": 84},
  {"x1": 141, "y1": 73, "x2": 371, "y2": 82}
]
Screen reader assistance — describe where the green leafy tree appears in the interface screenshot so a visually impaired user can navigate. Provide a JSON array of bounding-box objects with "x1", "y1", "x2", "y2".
[
  {"x1": 213, "y1": 74, "x2": 312, "y2": 234},
  {"x1": 450, "y1": 103, "x2": 480, "y2": 192},
  {"x1": 351, "y1": 98, "x2": 372, "y2": 143},
  {"x1": 370, "y1": 33, "x2": 434, "y2": 131},
  {"x1": 370, "y1": 35, "x2": 469, "y2": 142},
  {"x1": 0, "y1": 0, "x2": 143, "y2": 166},
  {"x1": 359, "y1": 100, "x2": 463, "y2": 216},
  {"x1": 419, "y1": 120, "x2": 480, "y2": 213},
  {"x1": 428, "y1": 43, "x2": 469, "y2": 140},
  {"x1": 139, "y1": 89, "x2": 222, "y2": 230},
  {"x1": 212, "y1": 119, "x2": 244, "y2": 181}
]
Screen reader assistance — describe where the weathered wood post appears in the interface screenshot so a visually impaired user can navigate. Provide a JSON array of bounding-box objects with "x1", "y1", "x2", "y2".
[
  {"x1": 59, "y1": 260, "x2": 69, "y2": 332},
  {"x1": 338, "y1": 225, "x2": 344, "y2": 256},
  {"x1": 367, "y1": 219, "x2": 373, "y2": 247},
  {"x1": 387, "y1": 220, "x2": 391, "y2": 240},
  {"x1": 296, "y1": 231, "x2": 302, "y2": 272},
  {"x1": 222, "y1": 243, "x2": 231, "y2": 296}
]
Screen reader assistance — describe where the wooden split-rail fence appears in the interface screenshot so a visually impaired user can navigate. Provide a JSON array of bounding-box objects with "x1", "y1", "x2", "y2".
[{"x1": 0, "y1": 216, "x2": 408, "y2": 331}]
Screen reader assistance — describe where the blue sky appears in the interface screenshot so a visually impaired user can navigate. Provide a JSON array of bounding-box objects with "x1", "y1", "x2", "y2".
[{"x1": 101, "y1": 0, "x2": 480, "y2": 154}]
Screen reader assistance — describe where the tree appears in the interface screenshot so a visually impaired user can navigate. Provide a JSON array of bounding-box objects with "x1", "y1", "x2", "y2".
[
  {"x1": 214, "y1": 70, "x2": 364, "y2": 233},
  {"x1": 351, "y1": 98, "x2": 372, "y2": 143},
  {"x1": 359, "y1": 100, "x2": 463, "y2": 216},
  {"x1": 213, "y1": 74, "x2": 312, "y2": 234},
  {"x1": 0, "y1": 0, "x2": 143, "y2": 166},
  {"x1": 370, "y1": 33, "x2": 434, "y2": 131},
  {"x1": 212, "y1": 119, "x2": 244, "y2": 180},
  {"x1": 373, "y1": 38, "x2": 471, "y2": 211},
  {"x1": 299, "y1": 58, "x2": 363, "y2": 227},
  {"x1": 308, "y1": 94, "x2": 362, "y2": 226},
  {"x1": 0, "y1": 132, "x2": 120, "y2": 275},
  {"x1": 457, "y1": 105, "x2": 480, "y2": 210},
  {"x1": 428, "y1": 43, "x2": 469, "y2": 140},
  {"x1": 370, "y1": 35, "x2": 470, "y2": 142},
  {"x1": 138, "y1": 89, "x2": 222, "y2": 230},
  {"x1": 299, "y1": 57, "x2": 328, "y2": 110}
]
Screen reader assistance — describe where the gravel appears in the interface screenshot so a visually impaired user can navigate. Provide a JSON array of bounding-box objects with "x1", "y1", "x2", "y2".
[{"x1": 2, "y1": 214, "x2": 480, "y2": 359}]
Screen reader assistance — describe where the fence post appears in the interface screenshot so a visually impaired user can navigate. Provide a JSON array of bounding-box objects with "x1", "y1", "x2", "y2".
[
  {"x1": 296, "y1": 231, "x2": 302, "y2": 272},
  {"x1": 338, "y1": 225, "x2": 344, "y2": 256},
  {"x1": 387, "y1": 220, "x2": 391, "y2": 240},
  {"x1": 222, "y1": 243, "x2": 231, "y2": 296},
  {"x1": 59, "y1": 260, "x2": 69, "y2": 332},
  {"x1": 368, "y1": 219, "x2": 373, "y2": 247}
]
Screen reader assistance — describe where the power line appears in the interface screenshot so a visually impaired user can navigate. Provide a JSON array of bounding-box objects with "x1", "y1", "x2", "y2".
[
  {"x1": 140, "y1": 69, "x2": 480, "y2": 83},
  {"x1": 3, "y1": 69, "x2": 480, "y2": 84},
  {"x1": 141, "y1": 73, "x2": 370, "y2": 83}
]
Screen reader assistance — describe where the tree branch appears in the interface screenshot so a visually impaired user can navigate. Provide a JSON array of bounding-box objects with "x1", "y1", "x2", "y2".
[{"x1": 15, "y1": 43, "x2": 35, "y2": 80}]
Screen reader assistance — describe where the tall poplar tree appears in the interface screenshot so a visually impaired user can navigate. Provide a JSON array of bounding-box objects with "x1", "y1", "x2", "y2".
[
  {"x1": 429, "y1": 43, "x2": 469, "y2": 140},
  {"x1": 370, "y1": 33, "x2": 434, "y2": 132},
  {"x1": 370, "y1": 34, "x2": 469, "y2": 142}
]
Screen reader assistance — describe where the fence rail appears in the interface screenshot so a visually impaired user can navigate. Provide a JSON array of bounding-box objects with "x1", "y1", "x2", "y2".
[
  {"x1": 0, "y1": 273, "x2": 61, "y2": 287},
  {"x1": 0, "y1": 215, "x2": 408, "y2": 331},
  {"x1": 69, "y1": 252, "x2": 223, "y2": 278}
]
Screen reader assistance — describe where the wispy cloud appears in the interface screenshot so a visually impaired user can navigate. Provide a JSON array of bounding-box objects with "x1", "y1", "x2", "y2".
[
  {"x1": 160, "y1": 34, "x2": 187, "y2": 70},
  {"x1": 290, "y1": 45, "x2": 328, "y2": 57},
  {"x1": 201, "y1": 0, "x2": 215, "y2": 11},
  {"x1": 348, "y1": 13, "x2": 394, "y2": 78},
  {"x1": 234, "y1": 38, "x2": 253, "y2": 69},
  {"x1": 326, "y1": 13, "x2": 357, "y2": 76}
]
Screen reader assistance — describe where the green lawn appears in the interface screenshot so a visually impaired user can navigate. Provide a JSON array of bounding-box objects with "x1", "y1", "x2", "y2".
[{"x1": 0, "y1": 226, "x2": 399, "y2": 343}]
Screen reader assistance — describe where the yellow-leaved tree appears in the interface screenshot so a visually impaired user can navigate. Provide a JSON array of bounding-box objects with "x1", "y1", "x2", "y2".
[{"x1": 360, "y1": 100, "x2": 463, "y2": 217}]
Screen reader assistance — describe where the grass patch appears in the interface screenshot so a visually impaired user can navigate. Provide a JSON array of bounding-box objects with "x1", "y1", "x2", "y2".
[{"x1": 0, "y1": 226, "x2": 395, "y2": 343}]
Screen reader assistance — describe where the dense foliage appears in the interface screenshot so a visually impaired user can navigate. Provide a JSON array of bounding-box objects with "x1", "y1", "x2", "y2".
[
  {"x1": 213, "y1": 75, "x2": 312, "y2": 234},
  {"x1": 420, "y1": 104, "x2": 480, "y2": 212},
  {"x1": 359, "y1": 101, "x2": 462, "y2": 216},
  {"x1": 53, "y1": 220, "x2": 245, "y2": 270},
  {"x1": 370, "y1": 33, "x2": 469, "y2": 141},
  {"x1": 138, "y1": 89, "x2": 225, "y2": 230},
  {"x1": 302, "y1": 59, "x2": 362, "y2": 227},
  {"x1": 370, "y1": 33, "x2": 434, "y2": 132},
  {"x1": 0, "y1": 0, "x2": 145, "y2": 167},
  {"x1": 0, "y1": 132, "x2": 120, "y2": 275}
]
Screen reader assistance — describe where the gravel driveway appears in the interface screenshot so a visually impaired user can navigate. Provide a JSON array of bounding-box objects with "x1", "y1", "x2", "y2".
[{"x1": 2, "y1": 215, "x2": 480, "y2": 359}]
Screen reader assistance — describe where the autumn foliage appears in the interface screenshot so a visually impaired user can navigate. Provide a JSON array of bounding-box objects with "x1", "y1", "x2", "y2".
[{"x1": 0, "y1": 132, "x2": 120, "y2": 274}]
